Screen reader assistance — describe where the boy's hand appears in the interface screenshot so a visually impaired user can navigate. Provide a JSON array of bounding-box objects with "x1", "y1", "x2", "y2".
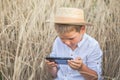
[
  {"x1": 45, "y1": 60, "x2": 58, "y2": 78},
  {"x1": 68, "y1": 57, "x2": 83, "y2": 71},
  {"x1": 45, "y1": 60, "x2": 58, "y2": 69}
]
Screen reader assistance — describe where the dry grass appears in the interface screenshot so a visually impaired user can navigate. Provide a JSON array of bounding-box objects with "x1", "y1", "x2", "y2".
[{"x1": 0, "y1": 0, "x2": 120, "y2": 80}]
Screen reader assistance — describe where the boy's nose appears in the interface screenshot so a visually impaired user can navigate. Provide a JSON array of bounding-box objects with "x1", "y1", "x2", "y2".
[{"x1": 64, "y1": 41, "x2": 71, "y2": 46}]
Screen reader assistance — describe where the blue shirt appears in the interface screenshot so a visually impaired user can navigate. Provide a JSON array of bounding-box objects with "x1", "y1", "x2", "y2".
[{"x1": 50, "y1": 33, "x2": 103, "y2": 80}]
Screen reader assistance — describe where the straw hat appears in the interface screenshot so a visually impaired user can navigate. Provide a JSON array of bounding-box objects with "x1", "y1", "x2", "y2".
[{"x1": 47, "y1": 7, "x2": 92, "y2": 26}]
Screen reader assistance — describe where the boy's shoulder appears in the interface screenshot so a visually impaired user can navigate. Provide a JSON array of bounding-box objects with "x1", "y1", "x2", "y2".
[
  {"x1": 84, "y1": 34, "x2": 99, "y2": 47},
  {"x1": 53, "y1": 37, "x2": 63, "y2": 46},
  {"x1": 54, "y1": 37, "x2": 61, "y2": 43}
]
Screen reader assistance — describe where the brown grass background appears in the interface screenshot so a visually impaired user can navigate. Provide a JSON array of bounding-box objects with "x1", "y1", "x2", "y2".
[{"x1": 0, "y1": 0, "x2": 120, "y2": 80}]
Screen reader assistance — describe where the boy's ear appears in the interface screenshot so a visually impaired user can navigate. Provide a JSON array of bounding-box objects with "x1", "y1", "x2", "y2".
[{"x1": 80, "y1": 25, "x2": 86, "y2": 33}]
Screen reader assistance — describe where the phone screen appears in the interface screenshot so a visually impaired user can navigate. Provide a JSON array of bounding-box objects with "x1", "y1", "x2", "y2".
[{"x1": 46, "y1": 57, "x2": 73, "y2": 64}]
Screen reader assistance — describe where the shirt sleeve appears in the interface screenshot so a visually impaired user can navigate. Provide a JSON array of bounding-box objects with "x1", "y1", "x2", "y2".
[{"x1": 86, "y1": 43, "x2": 103, "y2": 80}]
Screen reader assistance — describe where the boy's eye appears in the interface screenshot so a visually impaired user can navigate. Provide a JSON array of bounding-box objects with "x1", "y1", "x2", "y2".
[
  {"x1": 68, "y1": 38, "x2": 74, "y2": 40},
  {"x1": 61, "y1": 38, "x2": 74, "y2": 40}
]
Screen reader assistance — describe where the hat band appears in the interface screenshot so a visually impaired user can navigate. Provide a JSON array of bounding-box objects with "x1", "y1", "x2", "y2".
[{"x1": 55, "y1": 16, "x2": 85, "y2": 23}]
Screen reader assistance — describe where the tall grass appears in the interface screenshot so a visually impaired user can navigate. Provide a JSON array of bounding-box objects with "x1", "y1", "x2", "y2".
[{"x1": 0, "y1": 0, "x2": 120, "y2": 80}]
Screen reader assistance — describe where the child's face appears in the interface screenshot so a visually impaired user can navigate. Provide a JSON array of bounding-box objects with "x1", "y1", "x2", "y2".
[{"x1": 59, "y1": 27, "x2": 85, "y2": 49}]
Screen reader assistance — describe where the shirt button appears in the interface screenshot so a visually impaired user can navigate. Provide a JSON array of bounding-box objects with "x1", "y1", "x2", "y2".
[
  {"x1": 71, "y1": 54, "x2": 73, "y2": 56},
  {"x1": 65, "y1": 74, "x2": 67, "y2": 77}
]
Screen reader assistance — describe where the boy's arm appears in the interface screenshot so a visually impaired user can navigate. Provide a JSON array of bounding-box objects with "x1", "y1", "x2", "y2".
[
  {"x1": 68, "y1": 43, "x2": 102, "y2": 80},
  {"x1": 68, "y1": 58, "x2": 98, "y2": 80},
  {"x1": 46, "y1": 60, "x2": 58, "y2": 78},
  {"x1": 48, "y1": 66, "x2": 58, "y2": 78},
  {"x1": 78, "y1": 63, "x2": 98, "y2": 80}
]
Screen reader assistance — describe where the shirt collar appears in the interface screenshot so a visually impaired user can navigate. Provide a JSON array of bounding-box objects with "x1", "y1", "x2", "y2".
[{"x1": 78, "y1": 33, "x2": 87, "y2": 48}]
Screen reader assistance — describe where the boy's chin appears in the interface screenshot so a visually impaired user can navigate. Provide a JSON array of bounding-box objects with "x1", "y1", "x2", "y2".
[{"x1": 68, "y1": 45, "x2": 77, "y2": 49}]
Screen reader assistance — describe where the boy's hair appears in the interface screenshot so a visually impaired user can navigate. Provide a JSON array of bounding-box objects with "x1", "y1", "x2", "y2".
[{"x1": 55, "y1": 24, "x2": 82, "y2": 34}]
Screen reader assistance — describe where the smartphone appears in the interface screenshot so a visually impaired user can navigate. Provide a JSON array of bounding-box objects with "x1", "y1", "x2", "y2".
[{"x1": 46, "y1": 57, "x2": 73, "y2": 64}]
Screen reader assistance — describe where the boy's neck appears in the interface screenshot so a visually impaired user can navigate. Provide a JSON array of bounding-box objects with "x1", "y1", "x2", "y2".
[{"x1": 70, "y1": 45, "x2": 78, "y2": 51}]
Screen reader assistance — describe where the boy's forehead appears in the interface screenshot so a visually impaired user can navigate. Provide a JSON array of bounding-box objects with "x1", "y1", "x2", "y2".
[{"x1": 59, "y1": 31, "x2": 79, "y2": 38}]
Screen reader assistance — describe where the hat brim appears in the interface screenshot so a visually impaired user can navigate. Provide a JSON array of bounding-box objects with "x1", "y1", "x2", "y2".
[{"x1": 46, "y1": 20, "x2": 92, "y2": 26}]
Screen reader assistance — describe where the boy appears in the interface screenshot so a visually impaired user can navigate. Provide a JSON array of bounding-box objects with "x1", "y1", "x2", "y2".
[{"x1": 46, "y1": 7, "x2": 102, "y2": 80}]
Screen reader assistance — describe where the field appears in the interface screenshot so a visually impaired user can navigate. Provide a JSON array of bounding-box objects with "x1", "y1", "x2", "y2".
[{"x1": 0, "y1": 0, "x2": 120, "y2": 80}]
